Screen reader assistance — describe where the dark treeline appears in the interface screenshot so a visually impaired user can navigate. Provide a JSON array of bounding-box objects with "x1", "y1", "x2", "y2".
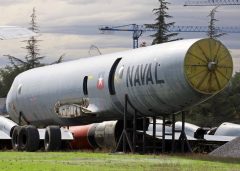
[{"x1": 184, "y1": 72, "x2": 240, "y2": 127}]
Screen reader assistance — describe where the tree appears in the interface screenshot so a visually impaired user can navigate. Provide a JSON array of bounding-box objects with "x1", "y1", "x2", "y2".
[
  {"x1": 146, "y1": 0, "x2": 179, "y2": 44},
  {"x1": 186, "y1": 73, "x2": 240, "y2": 127},
  {"x1": 0, "y1": 66, "x2": 25, "y2": 97},
  {"x1": 5, "y1": 8, "x2": 46, "y2": 70},
  {"x1": 24, "y1": 7, "x2": 45, "y2": 69},
  {"x1": 0, "y1": 8, "x2": 63, "y2": 97},
  {"x1": 207, "y1": 6, "x2": 226, "y2": 39}
]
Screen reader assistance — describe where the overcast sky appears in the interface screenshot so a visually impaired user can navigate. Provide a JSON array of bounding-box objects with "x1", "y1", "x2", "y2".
[{"x1": 0, "y1": 0, "x2": 240, "y2": 67}]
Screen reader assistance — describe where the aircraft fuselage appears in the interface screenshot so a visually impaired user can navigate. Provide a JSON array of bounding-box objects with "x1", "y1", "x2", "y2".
[{"x1": 6, "y1": 38, "x2": 233, "y2": 126}]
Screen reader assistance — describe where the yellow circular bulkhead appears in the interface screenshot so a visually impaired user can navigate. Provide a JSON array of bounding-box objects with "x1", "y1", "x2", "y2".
[{"x1": 184, "y1": 38, "x2": 233, "y2": 94}]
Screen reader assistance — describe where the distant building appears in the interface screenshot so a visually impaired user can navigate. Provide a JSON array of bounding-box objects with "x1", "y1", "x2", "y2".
[{"x1": 0, "y1": 98, "x2": 7, "y2": 115}]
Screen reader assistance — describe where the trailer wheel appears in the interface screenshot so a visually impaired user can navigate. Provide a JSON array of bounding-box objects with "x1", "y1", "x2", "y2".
[
  {"x1": 18, "y1": 125, "x2": 40, "y2": 152},
  {"x1": 11, "y1": 126, "x2": 21, "y2": 150},
  {"x1": 44, "y1": 126, "x2": 61, "y2": 151}
]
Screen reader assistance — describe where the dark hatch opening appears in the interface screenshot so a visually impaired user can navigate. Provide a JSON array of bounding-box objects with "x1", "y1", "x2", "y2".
[
  {"x1": 83, "y1": 76, "x2": 88, "y2": 95},
  {"x1": 108, "y1": 58, "x2": 122, "y2": 95}
]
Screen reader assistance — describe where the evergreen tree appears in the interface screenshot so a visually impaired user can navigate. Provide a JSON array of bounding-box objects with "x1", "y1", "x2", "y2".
[
  {"x1": 207, "y1": 6, "x2": 226, "y2": 39},
  {"x1": 146, "y1": 0, "x2": 178, "y2": 44},
  {"x1": 5, "y1": 8, "x2": 45, "y2": 69},
  {"x1": 24, "y1": 7, "x2": 45, "y2": 69},
  {"x1": 0, "y1": 8, "x2": 63, "y2": 97}
]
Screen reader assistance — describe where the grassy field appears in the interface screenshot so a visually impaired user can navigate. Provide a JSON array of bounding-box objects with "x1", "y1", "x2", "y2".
[{"x1": 0, "y1": 151, "x2": 240, "y2": 171}]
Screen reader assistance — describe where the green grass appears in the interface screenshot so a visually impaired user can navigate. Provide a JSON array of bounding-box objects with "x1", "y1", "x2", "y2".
[{"x1": 0, "y1": 151, "x2": 240, "y2": 171}]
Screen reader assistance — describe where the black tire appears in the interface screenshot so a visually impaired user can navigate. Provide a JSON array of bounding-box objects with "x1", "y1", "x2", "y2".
[
  {"x1": 44, "y1": 126, "x2": 61, "y2": 151},
  {"x1": 18, "y1": 125, "x2": 40, "y2": 152},
  {"x1": 11, "y1": 126, "x2": 21, "y2": 151}
]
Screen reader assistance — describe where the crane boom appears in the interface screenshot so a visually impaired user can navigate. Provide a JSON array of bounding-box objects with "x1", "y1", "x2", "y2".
[
  {"x1": 99, "y1": 24, "x2": 240, "y2": 48},
  {"x1": 184, "y1": 0, "x2": 240, "y2": 6}
]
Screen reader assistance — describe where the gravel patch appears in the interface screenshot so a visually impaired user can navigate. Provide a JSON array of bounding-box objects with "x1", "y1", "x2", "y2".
[{"x1": 209, "y1": 137, "x2": 240, "y2": 158}]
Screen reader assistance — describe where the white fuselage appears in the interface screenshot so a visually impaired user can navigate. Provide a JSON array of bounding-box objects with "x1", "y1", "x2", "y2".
[{"x1": 6, "y1": 39, "x2": 230, "y2": 126}]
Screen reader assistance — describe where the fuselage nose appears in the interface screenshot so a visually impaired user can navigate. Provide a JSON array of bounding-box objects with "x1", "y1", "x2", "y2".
[
  {"x1": 6, "y1": 90, "x2": 13, "y2": 113},
  {"x1": 6, "y1": 81, "x2": 18, "y2": 121}
]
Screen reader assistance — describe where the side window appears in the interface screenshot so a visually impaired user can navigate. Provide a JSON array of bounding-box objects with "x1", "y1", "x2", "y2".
[
  {"x1": 108, "y1": 58, "x2": 122, "y2": 95},
  {"x1": 83, "y1": 76, "x2": 88, "y2": 95}
]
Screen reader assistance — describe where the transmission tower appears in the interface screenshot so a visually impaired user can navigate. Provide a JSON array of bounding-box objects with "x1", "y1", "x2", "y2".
[
  {"x1": 184, "y1": 0, "x2": 240, "y2": 6},
  {"x1": 99, "y1": 24, "x2": 240, "y2": 48}
]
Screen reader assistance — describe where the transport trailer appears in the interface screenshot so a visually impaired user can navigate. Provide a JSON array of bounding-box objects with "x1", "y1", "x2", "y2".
[
  {"x1": 143, "y1": 131, "x2": 235, "y2": 153},
  {"x1": 0, "y1": 116, "x2": 73, "y2": 150},
  {"x1": 68, "y1": 120, "x2": 237, "y2": 153},
  {"x1": 1, "y1": 116, "x2": 237, "y2": 153}
]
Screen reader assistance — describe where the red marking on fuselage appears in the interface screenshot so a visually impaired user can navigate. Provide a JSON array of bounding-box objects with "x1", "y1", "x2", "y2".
[{"x1": 97, "y1": 77, "x2": 104, "y2": 90}]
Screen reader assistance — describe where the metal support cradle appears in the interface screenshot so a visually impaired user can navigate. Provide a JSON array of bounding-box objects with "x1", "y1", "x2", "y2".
[
  {"x1": 114, "y1": 94, "x2": 192, "y2": 154},
  {"x1": 114, "y1": 94, "x2": 134, "y2": 153}
]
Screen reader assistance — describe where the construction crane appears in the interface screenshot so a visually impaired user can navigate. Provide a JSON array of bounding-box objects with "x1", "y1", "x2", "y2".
[
  {"x1": 184, "y1": 0, "x2": 240, "y2": 6},
  {"x1": 99, "y1": 24, "x2": 240, "y2": 48},
  {"x1": 99, "y1": 24, "x2": 146, "y2": 49}
]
